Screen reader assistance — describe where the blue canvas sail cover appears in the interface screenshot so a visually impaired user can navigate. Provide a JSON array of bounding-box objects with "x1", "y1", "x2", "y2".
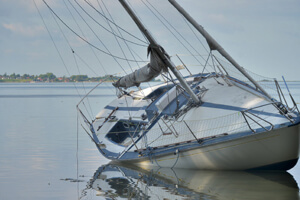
[{"x1": 113, "y1": 46, "x2": 167, "y2": 88}]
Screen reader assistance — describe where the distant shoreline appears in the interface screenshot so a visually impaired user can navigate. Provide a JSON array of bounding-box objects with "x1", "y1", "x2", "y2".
[
  {"x1": 0, "y1": 79, "x2": 116, "y2": 83},
  {"x1": 0, "y1": 73, "x2": 298, "y2": 83},
  {"x1": 0, "y1": 79, "x2": 162, "y2": 83},
  {"x1": 0, "y1": 73, "x2": 161, "y2": 83},
  {"x1": 0, "y1": 79, "x2": 299, "y2": 83}
]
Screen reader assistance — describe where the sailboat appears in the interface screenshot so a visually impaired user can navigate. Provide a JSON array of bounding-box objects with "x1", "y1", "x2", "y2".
[{"x1": 42, "y1": 0, "x2": 300, "y2": 170}]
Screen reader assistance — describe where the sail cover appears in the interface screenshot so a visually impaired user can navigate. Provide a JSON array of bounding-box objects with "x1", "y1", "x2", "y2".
[{"x1": 113, "y1": 46, "x2": 167, "y2": 88}]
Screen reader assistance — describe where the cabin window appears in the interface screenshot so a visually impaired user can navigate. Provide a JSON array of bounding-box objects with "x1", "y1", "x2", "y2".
[{"x1": 105, "y1": 120, "x2": 142, "y2": 146}]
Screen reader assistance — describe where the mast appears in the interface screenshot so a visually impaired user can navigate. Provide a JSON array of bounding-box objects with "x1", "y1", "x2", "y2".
[
  {"x1": 169, "y1": 0, "x2": 272, "y2": 100},
  {"x1": 119, "y1": 0, "x2": 200, "y2": 103}
]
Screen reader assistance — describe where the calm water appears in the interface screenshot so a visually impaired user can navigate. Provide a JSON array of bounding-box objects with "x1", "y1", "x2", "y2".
[{"x1": 0, "y1": 82, "x2": 300, "y2": 200}]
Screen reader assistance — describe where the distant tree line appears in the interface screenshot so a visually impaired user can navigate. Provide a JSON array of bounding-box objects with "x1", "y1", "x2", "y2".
[{"x1": 0, "y1": 73, "x2": 120, "y2": 82}]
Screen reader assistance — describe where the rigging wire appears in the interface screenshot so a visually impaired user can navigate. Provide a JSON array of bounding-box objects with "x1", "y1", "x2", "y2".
[
  {"x1": 76, "y1": 0, "x2": 154, "y2": 90},
  {"x1": 181, "y1": 15, "x2": 210, "y2": 54},
  {"x1": 98, "y1": 2, "x2": 153, "y2": 113},
  {"x1": 98, "y1": 0, "x2": 156, "y2": 98},
  {"x1": 96, "y1": 0, "x2": 134, "y2": 118},
  {"x1": 126, "y1": 0, "x2": 151, "y2": 48},
  {"x1": 96, "y1": 0, "x2": 134, "y2": 73},
  {"x1": 125, "y1": 0, "x2": 157, "y2": 93},
  {"x1": 180, "y1": 14, "x2": 221, "y2": 75},
  {"x1": 34, "y1": 0, "x2": 88, "y2": 102},
  {"x1": 143, "y1": 0, "x2": 219, "y2": 78},
  {"x1": 34, "y1": 1, "x2": 81, "y2": 196},
  {"x1": 142, "y1": 0, "x2": 207, "y2": 65},
  {"x1": 38, "y1": 0, "x2": 112, "y2": 122},
  {"x1": 83, "y1": 0, "x2": 148, "y2": 46},
  {"x1": 64, "y1": 0, "x2": 116, "y2": 95},
  {"x1": 77, "y1": 0, "x2": 148, "y2": 48},
  {"x1": 201, "y1": 51, "x2": 213, "y2": 75},
  {"x1": 73, "y1": 55, "x2": 95, "y2": 119},
  {"x1": 49, "y1": 6, "x2": 95, "y2": 119},
  {"x1": 64, "y1": 0, "x2": 108, "y2": 76},
  {"x1": 72, "y1": 0, "x2": 134, "y2": 75},
  {"x1": 141, "y1": 0, "x2": 221, "y2": 93},
  {"x1": 42, "y1": 0, "x2": 147, "y2": 63},
  {"x1": 48, "y1": 5, "x2": 95, "y2": 120}
]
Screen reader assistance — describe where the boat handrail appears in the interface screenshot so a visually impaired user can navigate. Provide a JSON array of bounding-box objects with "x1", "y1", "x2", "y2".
[
  {"x1": 76, "y1": 81, "x2": 104, "y2": 109},
  {"x1": 240, "y1": 110, "x2": 274, "y2": 133},
  {"x1": 275, "y1": 79, "x2": 300, "y2": 114},
  {"x1": 240, "y1": 101, "x2": 296, "y2": 133}
]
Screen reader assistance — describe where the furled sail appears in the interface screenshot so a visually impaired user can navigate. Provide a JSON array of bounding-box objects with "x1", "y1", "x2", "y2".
[{"x1": 113, "y1": 46, "x2": 167, "y2": 88}]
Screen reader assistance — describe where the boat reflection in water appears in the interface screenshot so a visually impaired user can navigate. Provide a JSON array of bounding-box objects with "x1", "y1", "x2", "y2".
[{"x1": 83, "y1": 162, "x2": 299, "y2": 200}]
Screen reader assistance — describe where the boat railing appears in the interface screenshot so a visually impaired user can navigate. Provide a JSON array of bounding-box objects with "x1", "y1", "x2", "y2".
[
  {"x1": 240, "y1": 101, "x2": 296, "y2": 133},
  {"x1": 116, "y1": 100, "x2": 297, "y2": 153},
  {"x1": 240, "y1": 109, "x2": 274, "y2": 133},
  {"x1": 274, "y1": 79, "x2": 300, "y2": 114}
]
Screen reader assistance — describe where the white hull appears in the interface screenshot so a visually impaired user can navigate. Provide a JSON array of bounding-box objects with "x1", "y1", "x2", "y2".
[
  {"x1": 90, "y1": 77, "x2": 300, "y2": 170},
  {"x1": 132, "y1": 123, "x2": 300, "y2": 170}
]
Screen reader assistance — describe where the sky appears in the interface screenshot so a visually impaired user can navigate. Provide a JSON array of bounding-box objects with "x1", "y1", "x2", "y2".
[{"x1": 1, "y1": 0, "x2": 300, "y2": 80}]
